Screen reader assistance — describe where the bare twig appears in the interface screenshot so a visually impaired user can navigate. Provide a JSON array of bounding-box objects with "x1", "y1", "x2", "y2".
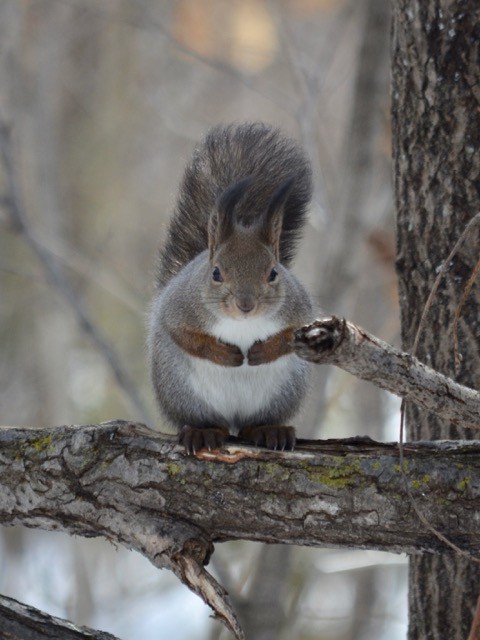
[
  {"x1": 398, "y1": 214, "x2": 480, "y2": 564},
  {"x1": 33, "y1": 234, "x2": 143, "y2": 314},
  {"x1": 398, "y1": 402, "x2": 480, "y2": 563},
  {"x1": 295, "y1": 316, "x2": 480, "y2": 429},
  {"x1": 0, "y1": 120, "x2": 152, "y2": 424},
  {"x1": 453, "y1": 256, "x2": 480, "y2": 375},
  {"x1": 411, "y1": 213, "x2": 480, "y2": 355}
]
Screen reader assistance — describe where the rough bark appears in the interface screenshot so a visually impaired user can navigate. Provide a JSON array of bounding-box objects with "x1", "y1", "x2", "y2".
[
  {"x1": 3, "y1": 421, "x2": 480, "y2": 555},
  {"x1": 0, "y1": 421, "x2": 243, "y2": 639},
  {"x1": 1, "y1": 400, "x2": 480, "y2": 640},
  {"x1": 295, "y1": 317, "x2": 480, "y2": 428},
  {"x1": 392, "y1": 1, "x2": 480, "y2": 638},
  {"x1": 0, "y1": 594, "x2": 120, "y2": 640}
]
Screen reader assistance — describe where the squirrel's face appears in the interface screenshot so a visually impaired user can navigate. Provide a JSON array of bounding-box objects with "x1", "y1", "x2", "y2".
[
  {"x1": 205, "y1": 175, "x2": 294, "y2": 319},
  {"x1": 206, "y1": 228, "x2": 284, "y2": 319}
]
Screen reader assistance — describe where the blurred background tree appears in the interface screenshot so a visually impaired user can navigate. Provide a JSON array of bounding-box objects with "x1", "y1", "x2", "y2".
[{"x1": 0, "y1": 1, "x2": 405, "y2": 638}]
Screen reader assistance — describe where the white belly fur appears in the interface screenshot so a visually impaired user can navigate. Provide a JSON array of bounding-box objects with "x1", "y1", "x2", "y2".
[
  {"x1": 188, "y1": 315, "x2": 299, "y2": 425},
  {"x1": 189, "y1": 353, "x2": 299, "y2": 425},
  {"x1": 211, "y1": 315, "x2": 283, "y2": 352}
]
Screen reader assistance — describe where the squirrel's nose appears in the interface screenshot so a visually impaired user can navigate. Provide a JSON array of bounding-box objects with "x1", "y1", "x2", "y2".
[{"x1": 236, "y1": 296, "x2": 255, "y2": 314}]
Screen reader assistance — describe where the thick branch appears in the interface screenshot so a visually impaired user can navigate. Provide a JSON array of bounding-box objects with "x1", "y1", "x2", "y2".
[
  {"x1": 295, "y1": 317, "x2": 480, "y2": 428},
  {"x1": 2, "y1": 421, "x2": 480, "y2": 552},
  {"x1": 3, "y1": 421, "x2": 480, "y2": 636},
  {"x1": 0, "y1": 594, "x2": 120, "y2": 640}
]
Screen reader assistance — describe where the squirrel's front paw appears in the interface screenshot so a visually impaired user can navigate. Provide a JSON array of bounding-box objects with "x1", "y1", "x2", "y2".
[
  {"x1": 247, "y1": 340, "x2": 271, "y2": 366},
  {"x1": 215, "y1": 341, "x2": 244, "y2": 367},
  {"x1": 238, "y1": 425, "x2": 296, "y2": 451},
  {"x1": 247, "y1": 328, "x2": 294, "y2": 366},
  {"x1": 178, "y1": 424, "x2": 229, "y2": 454}
]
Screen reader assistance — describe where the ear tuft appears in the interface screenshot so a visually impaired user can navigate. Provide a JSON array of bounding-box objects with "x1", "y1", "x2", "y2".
[
  {"x1": 262, "y1": 177, "x2": 295, "y2": 259},
  {"x1": 208, "y1": 176, "x2": 253, "y2": 260},
  {"x1": 218, "y1": 176, "x2": 254, "y2": 221}
]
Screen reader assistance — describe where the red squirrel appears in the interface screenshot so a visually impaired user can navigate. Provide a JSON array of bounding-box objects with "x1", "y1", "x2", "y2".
[{"x1": 148, "y1": 123, "x2": 313, "y2": 453}]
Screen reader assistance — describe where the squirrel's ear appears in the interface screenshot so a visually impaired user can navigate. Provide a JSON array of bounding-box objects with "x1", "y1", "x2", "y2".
[
  {"x1": 209, "y1": 177, "x2": 253, "y2": 260},
  {"x1": 262, "y1": 177, "x2": 295, "y2": 260}
]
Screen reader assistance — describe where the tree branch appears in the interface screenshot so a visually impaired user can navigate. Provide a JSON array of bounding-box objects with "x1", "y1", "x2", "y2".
[
  {"x1": 0, "y1": 593, "x2": 120, "y2": 640},
  {"x1": 295, "y1": 317, "x2": 480, "y2": 428},
  {"x1": 2, "y1": 421, "x2": 480, "y2": 637},
  {"x1": 3, "y1": 318, "x2": 480, "y2": 638}
]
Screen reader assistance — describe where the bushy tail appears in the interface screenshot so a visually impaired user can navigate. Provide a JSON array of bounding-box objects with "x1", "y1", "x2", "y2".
[{"x1": 157, "y1": 123, "x2": 312, "y2": 287}]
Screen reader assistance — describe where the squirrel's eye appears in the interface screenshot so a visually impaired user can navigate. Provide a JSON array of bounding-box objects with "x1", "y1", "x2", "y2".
[
  {"x1": 268, "y1": 267, "x2": 278, "y2": 283},
  {"x1": 212, "y1": 266, "x2": 224, "y2": 282}
]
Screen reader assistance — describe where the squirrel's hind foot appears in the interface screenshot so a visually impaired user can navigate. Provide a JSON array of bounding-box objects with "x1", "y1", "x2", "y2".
[
  {"x1": 178, "y1": 424, "x2": 229, "y2": 454},
  {"x1": 238, "y1": 424, "x2": 296, "y2": 451}
]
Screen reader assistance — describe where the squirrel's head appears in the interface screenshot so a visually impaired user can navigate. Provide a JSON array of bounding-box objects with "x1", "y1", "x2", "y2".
[{"x1": 206, "y1": 176, "x2": 293, "y2": 319}]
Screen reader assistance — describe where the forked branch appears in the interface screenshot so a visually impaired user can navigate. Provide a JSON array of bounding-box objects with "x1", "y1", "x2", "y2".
[{"x1": 2, "y1": 421, "x2": 480, "y2": 638}]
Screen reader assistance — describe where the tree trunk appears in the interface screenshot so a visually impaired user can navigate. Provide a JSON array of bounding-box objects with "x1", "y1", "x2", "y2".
[{"x1": 392, "y1": 1, "x2": 480, "y2": 638}]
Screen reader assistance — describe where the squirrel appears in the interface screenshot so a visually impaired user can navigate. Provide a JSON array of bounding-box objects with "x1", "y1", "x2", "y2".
[{"x1": 148, "y1": 123, "x2": 314, "y2": 453}]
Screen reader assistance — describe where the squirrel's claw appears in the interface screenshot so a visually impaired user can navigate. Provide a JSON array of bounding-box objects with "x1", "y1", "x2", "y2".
[
  {"x1": 178, "y1": 424, "x2": 229, "y2": 454},
  {"x1": 238, "y1": 425, "x2": 296, "y2": 451}
]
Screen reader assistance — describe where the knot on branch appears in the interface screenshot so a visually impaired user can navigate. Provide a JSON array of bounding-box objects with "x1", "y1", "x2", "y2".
[
  {"x1": 181, "y1": 536, "x2": 214, "y2": 566},
  {"x1": 294, "y1": 316, "x2": 347, "y2": 362}
]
